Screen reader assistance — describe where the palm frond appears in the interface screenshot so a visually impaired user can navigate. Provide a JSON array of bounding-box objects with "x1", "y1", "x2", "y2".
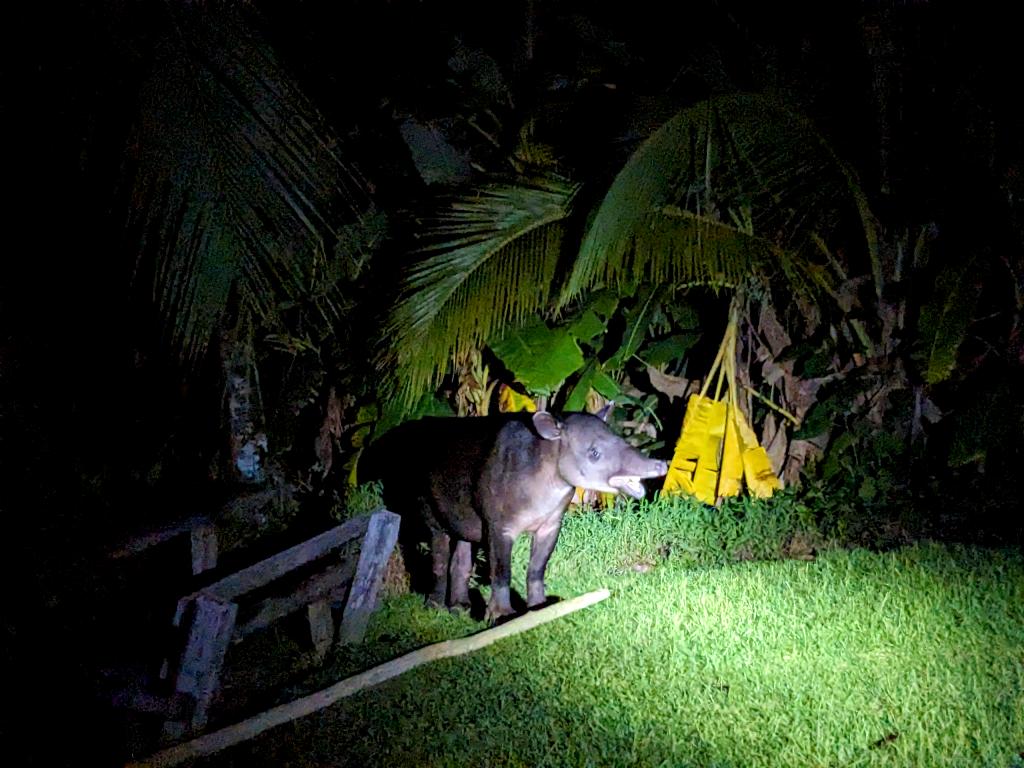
[
  {"x1": 562, "y1": 94, "x2": 877, "y2": 305},
  {"x1": 383, "y1": 177, "x2": 580, "y2": 403},
  {"x1": 125, "y1": 4, "x2": 376, "y2": 361}
]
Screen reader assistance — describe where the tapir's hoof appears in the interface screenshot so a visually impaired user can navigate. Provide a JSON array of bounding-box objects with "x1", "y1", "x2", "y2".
[
  {"x1": 426, "y1": 594, "x2": 447, "y2": 610},
  {"x1": 484, "y1": 602, "x2": 515, "y2": 625},
  {"x1": 527, "y1": 595, "x2": 560, "y2": 610}
]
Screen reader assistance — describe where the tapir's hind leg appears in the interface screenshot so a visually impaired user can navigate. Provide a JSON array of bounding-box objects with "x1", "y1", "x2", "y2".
[
  {"x1": 428, "y1": 529, "x2": 451, "y2": 607},
  {"x1": 448, "y1": 539, "x2": 473, "y2": 610}
]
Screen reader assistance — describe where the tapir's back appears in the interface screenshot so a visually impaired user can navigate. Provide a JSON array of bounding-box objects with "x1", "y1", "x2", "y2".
[{"x1": 361, "y1": 413, "x2": 537, "y2": 541}]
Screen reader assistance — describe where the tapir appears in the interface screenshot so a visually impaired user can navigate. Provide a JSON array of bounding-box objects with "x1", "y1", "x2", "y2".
[{"x1": 363, "y1": 411, "x2": 668, "y2": 622}]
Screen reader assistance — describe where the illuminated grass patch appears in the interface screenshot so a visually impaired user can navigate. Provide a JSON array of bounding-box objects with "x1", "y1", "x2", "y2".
[{"x1": 198, "y1": 500, "x2": 1024, "y2": 768}]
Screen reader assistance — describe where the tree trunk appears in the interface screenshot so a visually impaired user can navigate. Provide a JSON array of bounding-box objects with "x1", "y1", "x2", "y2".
[{"x1": 219, "y1": 328, "x2": 267, "y2": 485}]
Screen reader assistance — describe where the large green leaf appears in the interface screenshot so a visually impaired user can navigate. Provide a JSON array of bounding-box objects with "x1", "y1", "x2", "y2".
[
  {"x1": 374, "y1": 392, "x2": 456, "y2": 440},
  {"x1": 642, "y1": 332, "x2": 702, "y2": 368},
  {"x1": 606, "y1": 286, "x2": 663, "y2": 369},
  {"x1": 567, "y1": 290, "x2": 619, "y2": 344},
  {"x1": 489, "y1": 318, "x2": 585, "y2": 396},
  {"x1": 563, "y1": 361, "x2": 621, "y2": 412},
  {"x1": 913, "y1": 260, "x2": 983, "y2": 385},
  {"x1": 383, "y1": 176, "x2": 579, "y2": 402},
  {"x1": 562, "y1": 94, "x2": 878, "y2": 306}
]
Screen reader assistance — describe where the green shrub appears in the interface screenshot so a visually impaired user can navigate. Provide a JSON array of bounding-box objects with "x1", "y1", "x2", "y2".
[{"x1": 553, "y1": 489, "x2": 822, "y2": 579}]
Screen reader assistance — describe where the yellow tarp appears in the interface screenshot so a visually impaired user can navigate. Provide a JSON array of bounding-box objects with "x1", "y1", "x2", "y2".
[
  {"x1": 662, "y1": 394, "x2": 727, "y2": 503},
  {"x1": 734, "y1": 406, "x2": 782, "y2": 498},
  {"x1": 662, "y1": 301, "x2": 782, "y2": 504}
]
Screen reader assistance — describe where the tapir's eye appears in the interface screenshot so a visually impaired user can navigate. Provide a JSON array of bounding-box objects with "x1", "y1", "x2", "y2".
[{"x1": 587, "y1": 446, "x2": 601, "y2": 462}]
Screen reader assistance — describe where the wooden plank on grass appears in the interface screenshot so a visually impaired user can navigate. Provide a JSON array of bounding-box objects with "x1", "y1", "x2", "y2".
[{"x1": 128, "y1": 588, "x2": 611, "y2": 768}]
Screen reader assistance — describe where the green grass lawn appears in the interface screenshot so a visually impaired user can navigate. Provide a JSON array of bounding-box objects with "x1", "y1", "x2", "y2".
[{"x1": 195, "y1": 499, "x2": 1024, "y2": 768}]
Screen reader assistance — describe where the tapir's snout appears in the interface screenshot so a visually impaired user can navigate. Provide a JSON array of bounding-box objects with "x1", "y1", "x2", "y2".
[
  {"x1": 627, "y1": 456, "x2": 669, "y2": 479},
  {"x1": 607, "y1": 457, "x2": 669, "y2": 499}
]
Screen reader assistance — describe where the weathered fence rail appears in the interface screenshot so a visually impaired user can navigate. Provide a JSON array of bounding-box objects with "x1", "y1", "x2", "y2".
[{"x1": 159, "y1": 508, "x2": 400, "y2": 742}]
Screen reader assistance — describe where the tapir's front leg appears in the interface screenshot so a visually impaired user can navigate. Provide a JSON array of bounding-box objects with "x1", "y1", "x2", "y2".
[
  {"x1": 527, "y1": 514, "x2": 564, "y2": 608},
  {"x1": 485, "y1": 523, "x2": 516, "y2": 623}
]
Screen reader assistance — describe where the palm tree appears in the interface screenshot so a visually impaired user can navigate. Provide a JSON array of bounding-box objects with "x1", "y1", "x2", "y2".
[
  {"x1": 121, "y1": 3, "x2": 380, "y2": 484},
  {"x1": 382, "y1": 94, "x2": 877, "y2": 417},
  {"x1": 382, "y1": 175, "x2": 580, "y2": 404}
]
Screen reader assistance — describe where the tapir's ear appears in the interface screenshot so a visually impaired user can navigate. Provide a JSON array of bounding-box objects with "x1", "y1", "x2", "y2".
[{"x1": 532, "y1": 411, "x2": 563, "y2": 440}]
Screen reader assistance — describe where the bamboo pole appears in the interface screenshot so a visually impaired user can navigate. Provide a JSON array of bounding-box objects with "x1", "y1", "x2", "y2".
[{"x1": 128, "y1": 588, "x2": 611, "y2": 768}]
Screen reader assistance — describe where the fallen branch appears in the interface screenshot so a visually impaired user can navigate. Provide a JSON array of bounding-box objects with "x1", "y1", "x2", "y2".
[{"x1": 127, "y1": 588, "x2": 611, "y2": 768}]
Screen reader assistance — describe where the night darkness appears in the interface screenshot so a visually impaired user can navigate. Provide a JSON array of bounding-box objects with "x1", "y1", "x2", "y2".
[{"x1": 3, "y1": 2, "x2": 1023, "y2": 765}]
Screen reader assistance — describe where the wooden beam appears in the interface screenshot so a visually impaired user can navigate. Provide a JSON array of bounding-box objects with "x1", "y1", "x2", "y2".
[
  {"x1": 161, "y1": 594, "x2": 238, "y2": 742},
  {"x1": 108, "y1": 516, "x2": 213, "y2": 560},
  {"x1": 158, "y1": 509, "x2": 400, "y2": 744},
  {"x1": 307, "y1": 600, "x2": 335, "y2": 662},
  {"x1": 171, "y1": 514, "x2": 377, "y2": 627},
  {"x1": 338, "y1": 510, "x2": 401, "y2": 643},
  {"x1": 205, "y1": 515, "x2": 371, "y2": 602},
  {"x1": 232, "y1": 558, "x2": 356, "y2": 641},
  {"x1": 189, "y1": 521, "x2": 218, "y2": 575}
]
